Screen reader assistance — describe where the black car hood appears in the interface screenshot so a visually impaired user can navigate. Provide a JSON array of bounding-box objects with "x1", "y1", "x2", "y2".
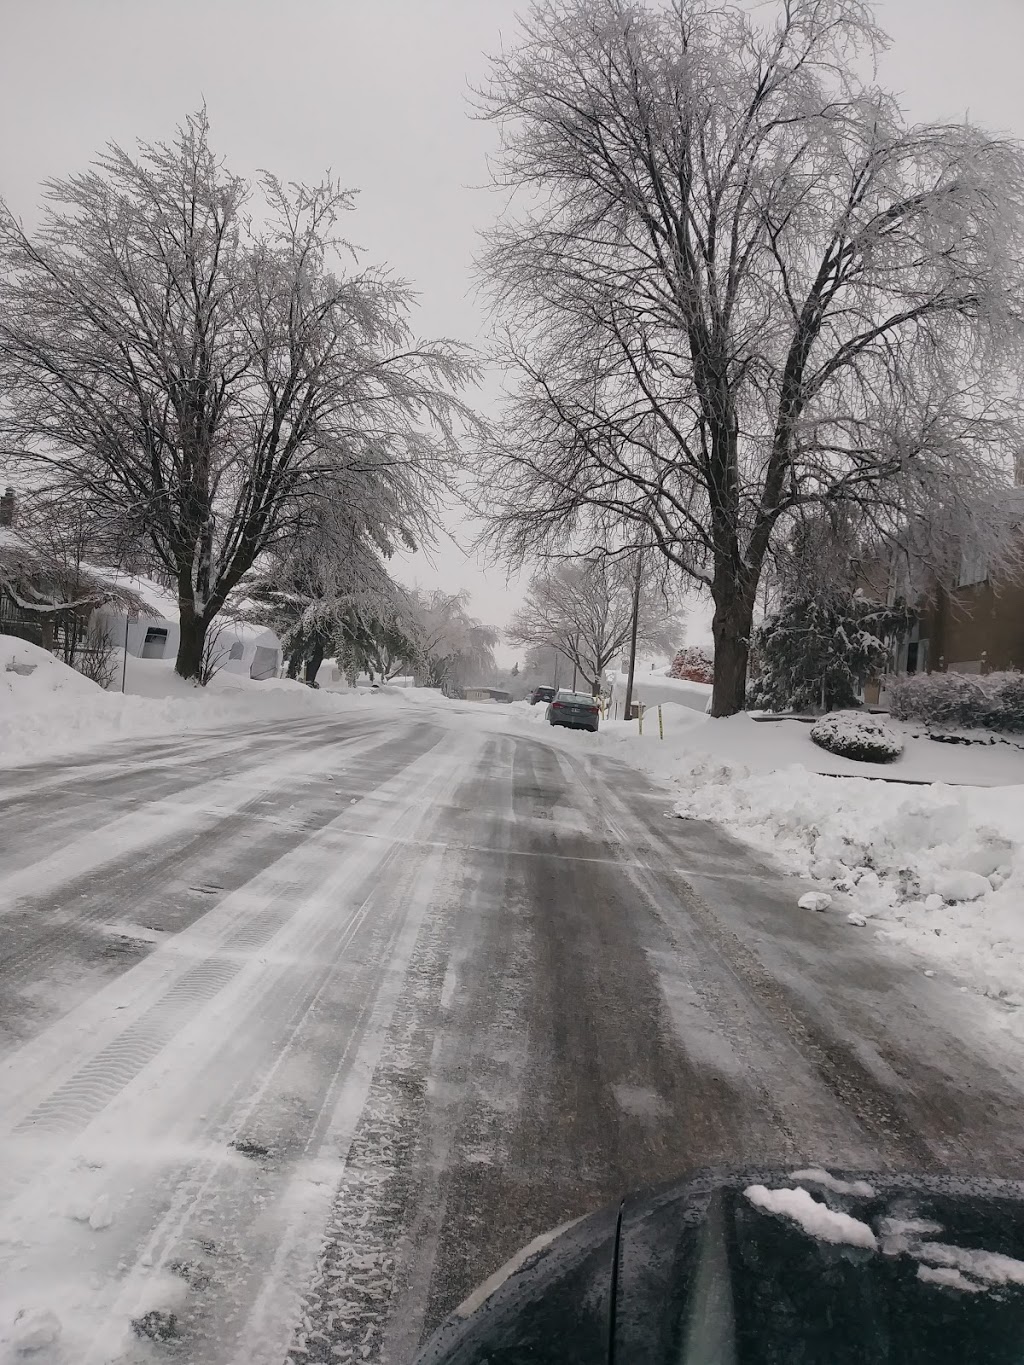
[{"x1": 414, "y1": 1168, "x2": 1024, "y2": 1365}]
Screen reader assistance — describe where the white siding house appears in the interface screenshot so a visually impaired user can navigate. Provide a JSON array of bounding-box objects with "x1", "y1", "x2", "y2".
[{"x1": 93, "y1": 572, "x2": 283, "y2": 680}]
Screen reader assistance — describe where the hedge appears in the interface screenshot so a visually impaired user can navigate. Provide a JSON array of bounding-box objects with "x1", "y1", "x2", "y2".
[{"x1": 887, "y1": 671, "x2": 1024, "y2": 733}]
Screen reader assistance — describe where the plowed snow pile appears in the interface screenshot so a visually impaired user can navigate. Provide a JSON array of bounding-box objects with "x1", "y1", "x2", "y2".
[
  {"x1": 0, "y1": 635, "x2": 387, "y2": 767},
  {"x1": 674, "y1": 753, "x2": 1024, "y2": 1015}
]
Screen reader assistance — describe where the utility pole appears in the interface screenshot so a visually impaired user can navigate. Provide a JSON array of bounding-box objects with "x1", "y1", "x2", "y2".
[
  {"x1": 552, "y1": 646, "x2": 560, "y2": 690},
  {"x1": 623, "y1": 548, "x2": 643, "y2": 720}
]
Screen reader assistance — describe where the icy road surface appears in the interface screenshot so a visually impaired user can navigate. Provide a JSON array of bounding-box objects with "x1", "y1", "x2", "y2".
[{"x1": 1, "y1": 703, "x2": 1023, "y2": 1363}]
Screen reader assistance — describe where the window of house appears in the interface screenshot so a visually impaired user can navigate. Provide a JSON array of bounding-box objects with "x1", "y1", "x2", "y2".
[
  {"x1": 140, "y1": 626, "x2": 168, "y2": 659},
  {"x1": 957, "y1": 542, "x2": 988, "y2": 588}
]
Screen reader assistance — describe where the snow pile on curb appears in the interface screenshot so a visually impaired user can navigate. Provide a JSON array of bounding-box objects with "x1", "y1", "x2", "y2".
[
  {"x1": 673, "y1": 755, "x2": 1024, "y2": 1010},
  {"x1": 606, "y1": 669, "x2": 711, "y2": 716},
  {"x1": 0, "y1": 635, "x2": 387, "y2": 768}
]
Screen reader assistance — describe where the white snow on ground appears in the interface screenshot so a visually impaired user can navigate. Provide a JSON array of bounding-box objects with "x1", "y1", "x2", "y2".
[
  {"x1": 7, "y1": 631, "x2": 1024, "y2": 1039},
  {"x1": 0, "y1": 729, "x2": 473, "y2": 1363},
  {"x1": 744, "y1": 1184, "x2": 878, "y2": 1249},
  {"x1": 668, "y1": 758, "x2": 1024, "y2": 1017},
  {"x1": 507, "y1": 699, "x2": 1024, "y2": 1029},
  {"x1": 0, "y1": 635, "x2": 454, "y2": 768}
]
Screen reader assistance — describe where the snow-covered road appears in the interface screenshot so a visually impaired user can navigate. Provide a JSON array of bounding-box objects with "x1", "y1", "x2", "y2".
[{"x1": 2, "y1": 703, "x2": 1023, "y2": 1362}]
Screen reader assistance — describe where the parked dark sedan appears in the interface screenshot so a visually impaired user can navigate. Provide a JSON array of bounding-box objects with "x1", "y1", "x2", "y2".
[
  {"x1": 414, "y1": 1167, "x2": 1024, "y2": 1365},
  {"x1": 546, "y1": 689, "x2": 600, "y2": 732},
  {"x1": 529, "y1": 686, "x2": 557, "y2": 706}
]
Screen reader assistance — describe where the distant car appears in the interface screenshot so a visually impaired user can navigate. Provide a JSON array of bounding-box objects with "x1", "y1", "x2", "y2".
[
  {"x1": 529, "y1": 686, "x2": 557, "y2": 706},
  {"x1": 546, "y1": 689, "x2": 600, "y2": 732}
]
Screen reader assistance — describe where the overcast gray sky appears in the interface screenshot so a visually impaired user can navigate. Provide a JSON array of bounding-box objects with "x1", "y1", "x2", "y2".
[{"x1": 2, "y1": 0, "x2": 1023, "y2": 660}]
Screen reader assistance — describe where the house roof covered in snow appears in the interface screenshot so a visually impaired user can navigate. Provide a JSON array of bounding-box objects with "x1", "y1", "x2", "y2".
[{"x1": 0, "y1": 529, "x2": 161, "y2": 617}]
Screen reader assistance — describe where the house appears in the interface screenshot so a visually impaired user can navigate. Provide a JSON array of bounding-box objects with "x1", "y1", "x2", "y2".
[
  {"x1": 872, "y1": 486, "x2": 1024, "y2": 687},
  {"x1": 94, "y1": 575, "x2": 283, "y2": 681},
  {"x1": 463, "y1": 686, "x2": 513, "y2": 703},
  {"x1": 906, "y1": 551, "x2": 1024, "y2": 677},
  {"x1": 1, "y1": 487, "x2": 283, "y2": 681},
  {"x1": 0, "y1": 522, "x2": 156, "y2": 656}
]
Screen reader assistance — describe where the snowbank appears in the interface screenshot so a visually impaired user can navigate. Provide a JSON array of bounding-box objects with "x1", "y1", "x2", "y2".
[
  {"x1": 519, "y1": 693, "x2": 1024, "y2": 1017},
  {"x1": 597, "y1": 710, "x2": 1024, "y2": 785},
  {"x1": 606, "y1": 669, "x2": 712, "y2": 717},
  {"x1": 667, "y1": 729, "x2": 1024, "y2": 1017},
  {"x1": 0, "y1": 636, "x2": 390, "y2": 768}
]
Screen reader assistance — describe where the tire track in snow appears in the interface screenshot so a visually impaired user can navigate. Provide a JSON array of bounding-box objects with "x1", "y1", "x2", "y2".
[
  {"x1": 0, "y1": 730, "x2": 477, "y2": 1364},
  {"x1": 279, "y1": 875, "x2": 454, "y2": 1365},
  {"x1": 283, "y1": 737, "x2": 530, "y2": 1365},
  {"x1": 0, "y1": 721, "x2": 391, "y2": 901},
  {"x1": 0, "y1": 731, "x2": 461, "y2": 1143},
  {"x1": 0, "y1": 721, "x2": 436, "y2": 1028}
]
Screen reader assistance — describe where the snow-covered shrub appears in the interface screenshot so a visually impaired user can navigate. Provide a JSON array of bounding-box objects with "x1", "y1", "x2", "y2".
[
  {"x1": 668, "y1": 646, "x2": 714, "y2": 684},
  {"x1": 749, "y1": 591, "x2": 913, "y2": 713},
  {"x1": 810, "y1": 710, "x2": 904, "y2": 762},
  {"x1": 888, "y1": 670, "x2": 1024, "y2": 733}
]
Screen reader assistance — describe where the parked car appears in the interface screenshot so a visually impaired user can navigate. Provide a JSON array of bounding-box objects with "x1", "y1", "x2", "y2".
[
  {"x1": 529, "y1": 685, "x2": 557, "y2": 706},
  {"x1": 546, "y1": 689, "x2": 600, "y2": 732}
]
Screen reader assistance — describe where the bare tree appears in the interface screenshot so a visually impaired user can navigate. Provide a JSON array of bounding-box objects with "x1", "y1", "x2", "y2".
[
  {"x1": 477, "y1": 0, "x2": 1024, "y2": 714},
  {"x1": 406, "y1": 589, "x2": 498, "y2": 694},
  {"x1": 74, "y1": 618, "x2": 118, "y2": 690},
  {"x1": 507, "y1": 556, "x2": 682, "y2": 694},
  {"x1": 0, "y1": 111, "x2": 476, "y2": 681},
  {"x1": 245, "y1": 465, "x2": 421, "y2": 685}
]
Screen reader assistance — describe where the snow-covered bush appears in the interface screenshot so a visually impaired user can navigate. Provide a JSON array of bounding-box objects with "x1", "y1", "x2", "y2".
[
  {"x1": 749, "y1": 590, "x2": 913, "y2": 714},
  {"x1": 668, "y1": 646, "x2": 714, "y2": 684},
  {"x1": 810, "y1": 710, "x2": 904, "y2": 763},
  {"x1": 888, "y1": 670, "x2": 1024, "y2": 733}
]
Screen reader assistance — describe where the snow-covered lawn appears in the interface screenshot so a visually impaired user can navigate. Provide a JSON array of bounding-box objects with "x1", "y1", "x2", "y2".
[
  {"x1": 516, "y1": 698, "x2": 1024, "y2": 1021},
  {"x1": 0, "y1": 635, "x2": 442, "y2": 768}
]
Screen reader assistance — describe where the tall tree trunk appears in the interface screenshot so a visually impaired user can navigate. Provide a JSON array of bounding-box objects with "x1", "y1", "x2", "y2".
[
  {"x1": 287, "y1": 652, "x2": 302, "y2": 680},
  {"x1": 175, "y1": 597, "x2": 209, "y2": 682},
  {"x1": 710, "y1": 563, "x2": 756, "y2": 717},
  {"x1": 304, "y1": 635, "x2": 325, "y2": 686}
]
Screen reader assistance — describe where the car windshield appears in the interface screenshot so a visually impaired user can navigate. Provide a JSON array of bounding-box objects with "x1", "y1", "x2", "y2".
[{"x1": 557, "y1": 691, "x2": 596, "y2": 703}]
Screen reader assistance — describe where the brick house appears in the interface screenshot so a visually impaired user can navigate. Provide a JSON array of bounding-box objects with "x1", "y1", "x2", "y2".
[{"x1": 876, "y1": 487, "x2": 1024, "y2": 687}]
